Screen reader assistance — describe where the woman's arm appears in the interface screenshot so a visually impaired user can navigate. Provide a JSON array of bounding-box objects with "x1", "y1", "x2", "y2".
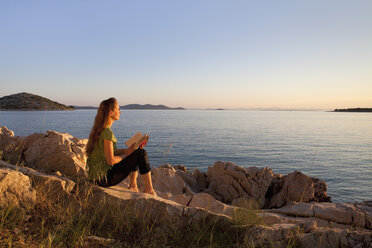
[
  {"x1": 104, "y1": 140, "x2": 126, "y2": 165},
  {"x1": 115, "y1": 144, "x2": 136, "y2": 157},
  {"x1": 115, "y1": 148, "x2": 130, "y2": 156}
]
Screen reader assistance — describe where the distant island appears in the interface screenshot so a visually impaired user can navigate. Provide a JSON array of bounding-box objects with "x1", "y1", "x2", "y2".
[
  {"x1": 120, "y1": 104, "x2": 185, "y2": 110},
  {"x1": 72, "y1": 104, "x2": 185, "y2": 110},
  {"x1": 0, "y1": 93, "x2": 185, "y2": 111},
  {"x1": 70, "y1": 106, "x2": 98, "y2": 110},
  {"x1": 334, "y1": 108, "x2": 372, "y2": 112},
  {"x1": 0, "y1": 92, "x2": 73, "y2": 111}
]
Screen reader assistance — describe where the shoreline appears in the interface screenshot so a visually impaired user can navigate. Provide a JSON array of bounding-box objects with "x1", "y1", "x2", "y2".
[{"x1": 1, "y1": 126, "x2": 371, "y2": 247}]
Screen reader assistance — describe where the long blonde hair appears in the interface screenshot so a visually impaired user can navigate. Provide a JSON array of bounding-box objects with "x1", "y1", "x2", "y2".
[{"x1": 86, "y1": 97, "x2": 117, "y2": 155}]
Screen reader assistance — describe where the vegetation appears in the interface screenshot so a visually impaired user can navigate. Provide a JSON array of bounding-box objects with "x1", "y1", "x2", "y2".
[
  {"x1": 0, "y1": 92, "x2": 74, "y2": 111},
  {"x1": 0, "y1": 180, "x2": 267, "y2": 248},
  {"x1": 334, "y1": 108, "x2": 372, "y2": 112}
]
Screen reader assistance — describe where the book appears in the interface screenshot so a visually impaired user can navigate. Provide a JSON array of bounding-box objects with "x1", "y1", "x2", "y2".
[{"x1": 125, "y1": 132, "x2": 149, "y2": 150}]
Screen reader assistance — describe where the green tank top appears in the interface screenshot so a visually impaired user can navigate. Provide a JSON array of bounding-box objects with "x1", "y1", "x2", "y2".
[{"x1": 87, "y1": 128, "x2": 117, "y2": 181}]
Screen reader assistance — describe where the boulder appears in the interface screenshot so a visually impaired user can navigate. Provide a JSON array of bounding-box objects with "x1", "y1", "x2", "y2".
[
  {"x1": 272, "y1": 202, "x2": 372, "y2": 230},
  {"x1": 22, "y1": 130, "x2": 88, "y2": 177},
  {"x1": 175, "y1": 169, "x2": 202, "y2": 194},
  {"x1": 204, "y1": 161, "x2": 275, "y2": 207},
  {"x1": 173, "y1": 164, "x2": 187, "y2": 172},
  {"x1": 0, "y1": 160, "x2": 75, "y2": 202},
  {"x1": 356, "y1": 201, "x2": 372, "y2": 229},
  {"x1": 0, "y1": 126, "x2": 14, "y2": 136},
  {"x1": 92, "y1": 184, "x2": 232, "y2": 229},
  {"x1": 155, "y1": 164, "x2": 202, "y2": 194},
  {"x1": 192, "y1": 168, "x2": 208, "y2": 189},
  {"x1": 0, "y1": 126, "x2": 24, "y2": 165},
  {"x1": 246, "y1": 218, "x2": 372, "y2": 248},
  {"x1": 188, "y1": 193, "x2": 236, "y2": 217},
  {"x1": 201, "y1": 162, "x2": 330, "y2": 208},
  {"x1": 0, "y1": 167, "x2": 36, "y2": 209},
  {"x1": 266, "y1": 171, "x2": 330, "y2": 208},
  {"x1": 168, "y1": 193, "x2": 193, "y2": 206},
  {"x1": 151, "y1": 167, "x2": 186, "y2": 195}
]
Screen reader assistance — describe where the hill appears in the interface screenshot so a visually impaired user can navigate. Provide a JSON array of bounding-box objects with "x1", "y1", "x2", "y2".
[{"x1": 0, "y1": 92, "x2": 74, "y2": 111}]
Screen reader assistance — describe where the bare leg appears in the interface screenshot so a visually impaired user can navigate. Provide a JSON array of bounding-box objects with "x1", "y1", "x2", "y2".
[
  {"x1": 128, "y1": 171, "x2": 139, "y2": 192},
  {"x1": 141, "y1": 172, "x2": 157, "y2": 196}
]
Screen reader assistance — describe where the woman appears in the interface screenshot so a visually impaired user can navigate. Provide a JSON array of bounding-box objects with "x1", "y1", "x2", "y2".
[{"x1": 86, "y1": 97, "x2": 156, "y2": 195}]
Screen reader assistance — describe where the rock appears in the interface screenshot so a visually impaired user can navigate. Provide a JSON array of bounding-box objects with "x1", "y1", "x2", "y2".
[
  {"x1": 22, "y1": 130, "x2": 88, "y2": 177},
  {"x1": 314, "y1": 203, "x2": 353, "y2": 225},
  {"x1": 168, "y1": 193, "x2": 193, "y2": 206},
  {"x1": 247, "y1": 220, "x2": 372, "y2": 248},
  {"x1": 0, "y1": 126, "x2": 24, "y2": 165},
  {"x1": 192, "y1": 168, "x2": 208, "y2": 189},
  {"x1": 84, "y1": 236, "x2": 115, "y2": 246},
  {"x1": 92, "y1": 184, "x2": 232, "y2": 229},
  {"x1": 312, "y1": 177, "x2": 331, "y2": 202},
  {"x1": 0, "y1": 167, "x2": 36, "y2": 209},
  {"x1": 205, "y1": 161, "x2": 275, "y2": 207},
  {"x1": 267, "y1": 170, "x2": 330, "y2": 208},
  {"x1": 272, "y1": 202, "x2": 314, "y2": 217},
  {"x1": 175, "y1": 169, "x2": 201, "y2": 194},
  {"x1": 0, "y1": 126, "x2": 14, "y2": 136},
  {"x1": 247, "y1": 223, "x2": 301, "y2": 247},
  {"x1": 260, "y1": 212, "x2": 290, "y2": 226},
  {"x1": 272, "y1": 202, "x2": 372, "y2": 230},
  {"x1": 188, "y1": 193, "x2": 236, "y2": 217},
  {"x1": 150, "y1": 167, "x2": 186, "y2": 195},
  {"x1": 0, "y1": 160, "x2": 75, "y2": 202},
  {"x1": 317, "y1": 228, "x2": 348, "y2": 248},
  {"x1": 356, "y1": 201, "x2": 372, "y2": 229},
  {"x1": 173, "y1": 164, "x2": 187, "y2": 172},
  {"x1": 158, "y1": 163, "x2": 173, "y2": 169}
]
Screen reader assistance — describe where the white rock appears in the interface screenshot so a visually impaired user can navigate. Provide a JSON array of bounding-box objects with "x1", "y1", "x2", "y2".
[
  {"x1": 23, "y1": 131, "x2": 87, "y2": 177},
  {"x1": 188, "y1": 192, "x2": 236, "y2": 217},
  {"x1": 0, "y1": 167, "x2": 36, "y2": 209}
]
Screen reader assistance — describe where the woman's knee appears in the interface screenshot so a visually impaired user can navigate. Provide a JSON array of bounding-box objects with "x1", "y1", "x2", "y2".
[{"x1": 134, "y1": 148, "x2": 148, "y2": 158}]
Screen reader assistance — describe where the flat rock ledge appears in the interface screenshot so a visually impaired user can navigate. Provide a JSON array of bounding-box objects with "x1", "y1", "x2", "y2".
[{"x1": 1, "y1": 126, "x2": 371, "y2": 247}]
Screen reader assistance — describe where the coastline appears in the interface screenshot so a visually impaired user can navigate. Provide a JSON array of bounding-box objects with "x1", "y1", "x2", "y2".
[{"x1": 1, "y1": 126, "x2": 371, "y2": 247}]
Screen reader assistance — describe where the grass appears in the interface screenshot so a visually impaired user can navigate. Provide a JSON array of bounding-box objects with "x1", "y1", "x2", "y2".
[
  {"x1": 0, "y1": 180, "x2": 270, "y2": 248},
  {"x1": 232, "y1": 198, "x2": 264, "y2": 228}
]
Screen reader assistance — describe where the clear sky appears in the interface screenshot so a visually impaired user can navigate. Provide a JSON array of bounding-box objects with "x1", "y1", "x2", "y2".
[{"x1": 1, "y1": 1, "x2": 371, "y2": 109}]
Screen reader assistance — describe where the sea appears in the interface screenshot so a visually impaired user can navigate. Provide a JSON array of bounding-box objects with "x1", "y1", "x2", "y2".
[{"x1": 0, "y1": 110, "x2": 371, "y2": 203}]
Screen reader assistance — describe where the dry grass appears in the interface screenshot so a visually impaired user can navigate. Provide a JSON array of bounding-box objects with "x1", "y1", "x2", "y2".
[
  {"x1": 232, "y1": 198, "x2": 264, "y2": 228},
  {"x1": 0, "y1": 180, "x2": 268, "y2": 248}
]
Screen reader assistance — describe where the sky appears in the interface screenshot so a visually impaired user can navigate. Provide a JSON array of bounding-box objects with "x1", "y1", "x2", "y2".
[{"x1": 0, "y1": 1, "x2": 371, "y2": 110}]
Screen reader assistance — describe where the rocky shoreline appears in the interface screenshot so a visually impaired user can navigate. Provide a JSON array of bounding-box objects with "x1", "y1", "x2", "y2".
[{"x1": 0, "y1": 126, "x2": 371, "y2": 247}]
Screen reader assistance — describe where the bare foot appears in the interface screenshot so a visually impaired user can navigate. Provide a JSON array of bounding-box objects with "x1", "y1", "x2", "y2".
[
  {"x1": 143, "y1": 188, "x2": 157, "y2": 196},
  {"x1": 128, "y1": 186, "x2": 139, "y2": 192}
]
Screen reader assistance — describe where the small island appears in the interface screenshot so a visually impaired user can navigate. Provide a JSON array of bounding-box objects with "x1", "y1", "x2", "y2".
[
  {"x1": 334, "y1": 108, "x2": 372, "y2": 112},
  {"x1": 0, "y1": 92, "x2": 74, "y2": 111},
  {"x1": 120, "y1": 104, "x2": 185, "y2": 110}
]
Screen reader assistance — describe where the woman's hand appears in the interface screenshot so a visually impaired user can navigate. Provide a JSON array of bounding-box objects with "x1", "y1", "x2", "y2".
[{"x1": 139, "y1": 140, "x2": 147, "y2": 149}]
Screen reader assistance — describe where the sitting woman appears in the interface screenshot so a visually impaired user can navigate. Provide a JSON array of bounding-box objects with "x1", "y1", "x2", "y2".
[{"x1": 86, "y1": 97, "x2": 156, "y2": 195}]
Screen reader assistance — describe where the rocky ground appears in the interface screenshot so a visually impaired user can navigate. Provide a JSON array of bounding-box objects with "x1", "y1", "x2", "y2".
[{"x1": 0, "y1": 126, "x2": 371, "y2": 247}]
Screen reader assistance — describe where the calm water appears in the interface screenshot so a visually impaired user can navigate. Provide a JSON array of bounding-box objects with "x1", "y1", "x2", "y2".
[{"x1": 1, "y1": 110, "x2": 371, "y2": 203}]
